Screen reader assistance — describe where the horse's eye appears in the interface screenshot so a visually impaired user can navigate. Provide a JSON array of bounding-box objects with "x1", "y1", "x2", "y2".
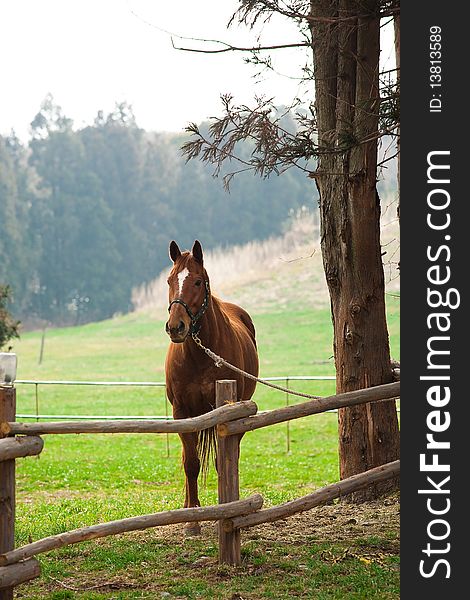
[
  {"x1": 195, "y1": 280, "x2": 202, "y2": 287},
  {"x1": 166, "y1": 278, "x2": 171, "y2": 285}
]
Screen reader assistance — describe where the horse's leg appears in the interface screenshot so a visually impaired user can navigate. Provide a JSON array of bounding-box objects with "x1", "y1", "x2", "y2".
[{"x1": 179, "y1": 431, "x2": 202, "y2": 536}]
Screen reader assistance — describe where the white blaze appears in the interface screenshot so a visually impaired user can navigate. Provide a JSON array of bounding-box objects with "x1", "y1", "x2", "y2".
[{"x1": 177, "y1": 268, "x2": 189, "y2": 294}]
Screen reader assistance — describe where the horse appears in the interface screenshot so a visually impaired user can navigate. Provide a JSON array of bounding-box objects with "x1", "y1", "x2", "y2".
[{"x1": 164, "y1": 240, "x2": 259, "y2": 535}]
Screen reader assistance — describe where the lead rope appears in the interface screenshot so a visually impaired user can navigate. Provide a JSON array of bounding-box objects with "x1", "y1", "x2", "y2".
[{"x1": 191, "y1": 332, "x2": 323, "y2": 401}]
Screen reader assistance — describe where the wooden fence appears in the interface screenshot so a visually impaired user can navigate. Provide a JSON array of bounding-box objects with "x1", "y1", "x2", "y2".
[{"x1": 0, "y1": 380, "x2": 400, "y2": 598}]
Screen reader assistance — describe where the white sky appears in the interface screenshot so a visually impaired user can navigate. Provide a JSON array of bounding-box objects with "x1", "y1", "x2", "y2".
[{"x1": 0, "y1": 0, "x2": 395, "y2": 141}]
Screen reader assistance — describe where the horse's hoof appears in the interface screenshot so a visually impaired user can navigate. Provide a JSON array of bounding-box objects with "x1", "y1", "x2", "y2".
[{"x1": 184, "y1": 522, "x2": 201, "y2": 537}]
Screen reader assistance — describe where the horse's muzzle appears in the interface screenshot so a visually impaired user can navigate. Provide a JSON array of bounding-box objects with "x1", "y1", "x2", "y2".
[{"x1": 165, "y1": 319, "x2": 188, "y2": 343}]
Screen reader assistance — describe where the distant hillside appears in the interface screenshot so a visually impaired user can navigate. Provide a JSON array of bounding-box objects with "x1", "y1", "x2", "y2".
[{"x1": 133, "y1": 207, "x2": 399, "y2": 317}]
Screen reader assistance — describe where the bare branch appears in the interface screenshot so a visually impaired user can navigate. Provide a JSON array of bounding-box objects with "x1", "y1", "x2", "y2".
[
  {"x1": 178, "y1": 1, "x2": 399, "y2": 188},
  {"x1": 171, "y1": 37, "x2": 310, "y2": 54}
]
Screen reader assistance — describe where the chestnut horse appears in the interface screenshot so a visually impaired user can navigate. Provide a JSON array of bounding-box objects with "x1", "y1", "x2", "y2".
[{"x1": 165, "y1": 240, "x2": 259, "y2": 535}]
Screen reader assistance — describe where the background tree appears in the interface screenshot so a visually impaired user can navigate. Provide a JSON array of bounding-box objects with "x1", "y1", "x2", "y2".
[
  {"x1": 1, "y1": 96, "x2": 313, "y2": 325},
  {"x1": 29, "y1": 98, "x2": 122, "y2": 323},
  {"x1": 0, "y1": 134, "x2": 36, "y2": 315},
  {"x1": 182, "y1": 0, "x2": 400, "y2": 500},
  {"x1": 0, "y1": 285, "x2": 20, "y2": 350}
]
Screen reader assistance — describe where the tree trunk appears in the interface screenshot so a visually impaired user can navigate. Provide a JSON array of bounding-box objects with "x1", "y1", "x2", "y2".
[
  {"x1": 394, "y1": 13, "x2": 400, "y2": 218},
  {"x1": 310, "y1": 0, "x2": 399, "y2": 501}
]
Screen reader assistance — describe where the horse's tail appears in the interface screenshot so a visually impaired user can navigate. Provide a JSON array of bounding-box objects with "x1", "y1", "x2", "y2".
[{"x1": 197, "y1": 426, "x2": 217, "y2": 483}]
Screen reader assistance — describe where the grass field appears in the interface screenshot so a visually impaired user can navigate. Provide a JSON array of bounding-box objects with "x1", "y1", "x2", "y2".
[{"x1": 8, "y1": 295, "x2": 400, "y2": 599}]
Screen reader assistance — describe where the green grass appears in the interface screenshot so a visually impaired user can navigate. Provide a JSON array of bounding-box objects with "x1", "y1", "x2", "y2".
[
  {"x1": 24, "y1": 532, "x2": 399, "y2": 599},
  {"x1": 8, "y1": 294, "x2": 400, "y2": 598}
]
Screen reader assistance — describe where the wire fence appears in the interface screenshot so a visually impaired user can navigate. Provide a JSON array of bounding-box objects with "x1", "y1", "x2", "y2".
[
  {"x1": 14, "y1": 376, "x2": 336, "y2": 420},
  {"x1": 14, "y1": 376, "x2": 337, "y2": 454}
]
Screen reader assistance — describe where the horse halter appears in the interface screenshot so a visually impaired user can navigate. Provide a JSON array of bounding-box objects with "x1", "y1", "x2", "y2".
[{"x1": 168, "y1": 279, "x2": 211, "y2": 336}]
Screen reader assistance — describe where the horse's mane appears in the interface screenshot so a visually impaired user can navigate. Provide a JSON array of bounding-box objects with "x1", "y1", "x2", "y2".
[{"x1": 170, "y1": 251, "x2": 198, "y2": 272}]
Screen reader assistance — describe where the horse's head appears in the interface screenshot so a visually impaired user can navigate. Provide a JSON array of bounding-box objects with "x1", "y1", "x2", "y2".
[{"x1": 165, "y1": 240, "x2": 210, "y2": 343}]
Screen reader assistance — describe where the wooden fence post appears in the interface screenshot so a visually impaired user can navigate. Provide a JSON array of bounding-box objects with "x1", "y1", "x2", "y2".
[
  {"x1": 216, "y1": 380, "x2": 241, "y2": 566},
  {"x1": 0, "y1": 386, "x2": 16, "y2": 600}
]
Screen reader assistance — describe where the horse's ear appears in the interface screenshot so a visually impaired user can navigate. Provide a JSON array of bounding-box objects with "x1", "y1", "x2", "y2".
[
  {"x1": 191, "y1": 240, "x2": 204, "y2": 265},
  {"x1": 169, "y1": 241, "x2": 181, "y2": 263}
]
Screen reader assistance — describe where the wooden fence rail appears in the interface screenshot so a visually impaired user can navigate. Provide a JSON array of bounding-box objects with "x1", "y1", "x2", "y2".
[
  {"x1": 0, "y1": 559, "x2": 40, "y2": 592},
  {"x1": 1, "y1": 400, "x2": 257, "y2": 436},
  {"x1": 0, "y1": 378, "x2": 400, "y2": 596},
  {"x1": 0, "y1": 437, "x2": 44, "y2": 462},
  {"x1": 218, "y1": 381, "x2": 400, "y2": 436},
  {"x1": 223, "y1": 460, "x2": 400, "y2": 531},
  {"x1": 0, "y1": 494, "x2": 264, "y2": 567}
]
